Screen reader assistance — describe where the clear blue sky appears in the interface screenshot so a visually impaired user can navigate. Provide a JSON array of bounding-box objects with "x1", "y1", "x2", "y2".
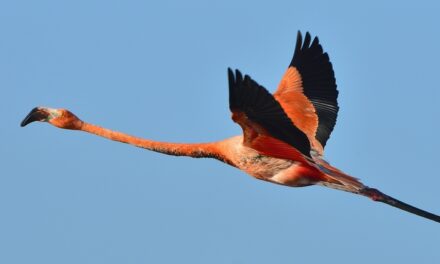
[{"x1": 1, "y1": 1, "x2": 440, "y2": 263}]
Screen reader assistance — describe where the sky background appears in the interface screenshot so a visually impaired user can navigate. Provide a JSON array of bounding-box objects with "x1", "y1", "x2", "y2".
[{"x1": 1, "y1": 0, "x2": 440, "y2": 263}]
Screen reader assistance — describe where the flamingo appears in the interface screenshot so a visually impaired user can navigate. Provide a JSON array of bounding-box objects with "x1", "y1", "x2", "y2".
[{"x1": 21, "y1": 31, "x2": 440, "y2": 223}]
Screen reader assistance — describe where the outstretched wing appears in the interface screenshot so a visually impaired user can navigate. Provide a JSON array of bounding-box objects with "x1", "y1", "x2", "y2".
[
  {"x1": 274, "y1": 31, "x2": 339, "y2": 154},
  {"x1": 228, "y1": 68, "x2": 311, "y2": 158}
]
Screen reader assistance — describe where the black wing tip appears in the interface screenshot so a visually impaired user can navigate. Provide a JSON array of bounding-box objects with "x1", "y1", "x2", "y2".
[
  {"x1": 228, "y1": 68, "x2": 251, "y2": 86},
  {"x1": 228, "y1": 68, "x2": 237, "y2": 110},
  {"x1": 228, "y1": 68, "x2": 243, "y2": 79},
  {"x1": 292, "y1": 31, "x2": 323, "y2": 64},
  {"x1": 227, "y1": 68, "x2": 233, "y2": 80},
  {"x1": 296, "y1": 31, "x2": 302, "y2": 42},
  {"x1": 228, "y1": 68, "x2": 250, "y2": 112},
  {"x1": 228, "y1": 68, "x2": 244, "y2": 84}
]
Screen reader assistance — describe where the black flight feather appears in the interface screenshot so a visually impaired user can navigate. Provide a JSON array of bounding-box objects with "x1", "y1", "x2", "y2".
[
  {"x1": 290, "y1": 31, "x2": 339, "y2": 148},
  {"x1": 228, "y1": 68, "x2": 311, "y2": 157}
]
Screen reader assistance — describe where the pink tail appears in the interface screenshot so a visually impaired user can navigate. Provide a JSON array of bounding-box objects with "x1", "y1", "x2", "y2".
[{"x1": 315, "y1": 158, "x2": 365, "y2": 193}]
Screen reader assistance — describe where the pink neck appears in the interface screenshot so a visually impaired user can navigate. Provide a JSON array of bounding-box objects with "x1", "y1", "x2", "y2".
[{"x1": 80, "y1": 122, "x2": 231, "y2": 164}]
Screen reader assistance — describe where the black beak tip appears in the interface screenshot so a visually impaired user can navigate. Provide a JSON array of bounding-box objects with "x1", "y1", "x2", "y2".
[
  {"x1": 20, "y1": 107, "x2": 45, "y2": 127},
  {"x1": 20, "y1": 117, "x2": 31, "y2": 127}
]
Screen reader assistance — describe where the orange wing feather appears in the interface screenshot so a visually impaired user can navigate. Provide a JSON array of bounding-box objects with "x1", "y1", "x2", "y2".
[
  {"x1": 274, "y1": 67, "x2": 323, "y2": 154},
  {"x1": 274, "y1": 32, "x2": 339, "y2": 155},
  {"x1": 231, "y1": 110, "x2": 308, "y2": 163}
]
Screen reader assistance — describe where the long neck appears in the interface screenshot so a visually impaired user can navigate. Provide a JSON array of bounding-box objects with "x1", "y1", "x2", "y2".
[{"x1": 80, "y1": 122, "x2": 231, "y2": 164}]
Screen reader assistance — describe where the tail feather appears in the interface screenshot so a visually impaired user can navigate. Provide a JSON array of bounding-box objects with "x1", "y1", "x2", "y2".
[{"x1": 315, "y1": 158, "x2": 365, "y2": 193}]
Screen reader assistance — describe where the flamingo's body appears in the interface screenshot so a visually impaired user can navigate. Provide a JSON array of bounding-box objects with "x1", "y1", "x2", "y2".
[{"x1": 21, "y1": 32, "x2": 440, "y2": 223}]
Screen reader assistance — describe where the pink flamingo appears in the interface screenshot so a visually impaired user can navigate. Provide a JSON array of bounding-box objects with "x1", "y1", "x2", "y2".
[{"x1": 21, "y1": 32, "x2": 440, "y2": 223}]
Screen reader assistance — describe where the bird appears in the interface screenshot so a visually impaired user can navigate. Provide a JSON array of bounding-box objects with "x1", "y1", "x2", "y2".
[{"x1": 21, "y1": 31, "x2": 439, "y2": 223}]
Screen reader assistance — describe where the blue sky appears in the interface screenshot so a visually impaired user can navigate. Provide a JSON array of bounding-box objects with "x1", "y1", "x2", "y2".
[{"x1": 2, "y1": 0, "x2": 440, "y2": 263}]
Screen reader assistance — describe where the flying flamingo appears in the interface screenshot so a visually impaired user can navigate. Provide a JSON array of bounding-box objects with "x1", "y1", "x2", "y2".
[{"x1": 21, "y1": 31, "x2": 439, "y2": 223}]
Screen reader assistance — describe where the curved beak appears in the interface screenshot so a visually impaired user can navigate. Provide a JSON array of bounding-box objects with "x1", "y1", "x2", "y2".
[{"x1": 20, "y1": 107, "x2": 49, "y2": 127}]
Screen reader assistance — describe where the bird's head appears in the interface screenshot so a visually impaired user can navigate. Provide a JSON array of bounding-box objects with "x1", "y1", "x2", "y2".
[{"x1": 21, "y1": 107, "x2": 83, "y2": 130}]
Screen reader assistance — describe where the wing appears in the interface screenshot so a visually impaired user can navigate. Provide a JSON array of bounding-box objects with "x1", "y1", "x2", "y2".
[
  {"x1": 228, "y1": 68, "x2": 311, "y2": 158},
  {"x1": 274, "y1": 31, "x2": 339, "y2": 153}
]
